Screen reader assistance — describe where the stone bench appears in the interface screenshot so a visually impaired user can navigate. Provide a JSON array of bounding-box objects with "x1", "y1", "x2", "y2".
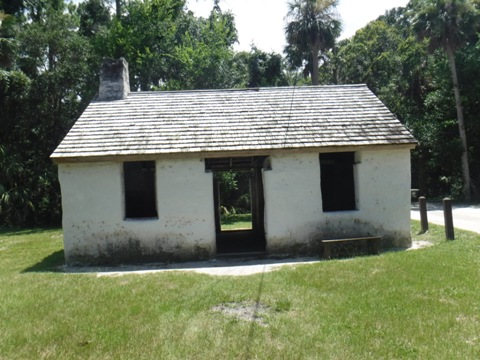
[{"x1": 321, "y1": 236, "x2": 381, "y2": 260}]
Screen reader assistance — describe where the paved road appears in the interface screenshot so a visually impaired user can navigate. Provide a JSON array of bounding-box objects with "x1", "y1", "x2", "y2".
[{"x1": 411, "y1": 203, "x2": 480, "y2": 234}]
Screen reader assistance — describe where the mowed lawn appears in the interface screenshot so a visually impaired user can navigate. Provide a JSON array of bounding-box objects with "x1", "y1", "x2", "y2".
[{"x1": 0, "y1": 222, "x2": 479, "y2": 359}]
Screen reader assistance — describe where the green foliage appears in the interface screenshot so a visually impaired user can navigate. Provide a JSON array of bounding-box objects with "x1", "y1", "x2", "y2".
[
  {"x1": 0, "y1": 13, "x2": 18, "y2": 69},
  {"x1": 336, "y1": 3, "x2": 480, "y2": 199},
  {"x1": 244, "y1": 47, "x2": 288, "y2": 87},
  {"x1": 214, "y1": 171, "x2": 238, "y2": 193},
  {"x1": 215, "y1": 170, "x2": 252, "y2": 214},
  {"x1": 1, "y1": 0, "x2": 275, "y2": 227},
  {"x1": 285, "y1": 0, "x2": 341, "y2": 84},
  {"x1": 96, "y1": 0, "x2": 185, "y2": 90},
  {"x1": 93, "y1": 0, "x2": 241, "y2": 91},
  {"x1": 0, "y1": 0, "x2": 99, "y2": 226},
  {"x1": 230, "y1": 47, "x2": 290, "y2": 88},
  {"x1": 409, "y1": 0, "x2": 480, "y2": 200},
  {"x1": 77, "y1": 0, "x2": 111, "y2": 37},
  {"x1": 0, "y1": 146, "x2": 34, "y2": 224},
  {"x1": 164, "y1": 6, "x2": 238, "y2": 90},
  {"x1": 2, "y1": 0, "x2": 479, "y2": 226},
  {"x1": 0, "y1": 70, "x2": 30, "y2": 136},
  {"x1": 457, "y1": 39, "x2": 480, "y2": 185},
  {"x1": 410, "y1": 0, "x2": 480, "y2": 53},
  {"x1": 0, "y1": 0, "x2": 25, "y2": 16}
]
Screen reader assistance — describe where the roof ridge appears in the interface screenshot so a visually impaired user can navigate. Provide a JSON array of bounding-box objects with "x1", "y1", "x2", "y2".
[{"x1": 126, "y1": 84, "x2": 369, "y2": 97}]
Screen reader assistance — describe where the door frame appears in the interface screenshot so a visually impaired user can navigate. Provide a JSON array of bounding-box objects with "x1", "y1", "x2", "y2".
[{"x1": 206, "y1": 156, "x2": 267, "y2": 254}]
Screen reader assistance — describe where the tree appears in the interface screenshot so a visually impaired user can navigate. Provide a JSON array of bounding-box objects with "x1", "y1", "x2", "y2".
[
  {"x1": 0, "y1": 12, "x2": 17, "y2": 69},
  {"x1": 335, "y1": 9, "x2": 440, "y2": 198},
  {"x1": 284, "y1": 0, "x2": 341, "y2": 85},
  {"x1": 0, "y1": 0, "x2": 100, "y2": 226},
  {"x1": 77, "y1": 0, "x2": 111, "y2": 38},
  {"x1": 410, "y1": 0, "x2": 480, "y2": 201},
  {"x1": 234, "y1": 47, "x2": 288, "y2": 88},
  {"x1": 98, "y1": 0, "x2": 185, "y2": 91},
  {"x1": 164, "y1": 3, "x2": 239, "y2": 90},
  {"x1": 0, "y1": 0, "x2": 25, "y2": 16},
  {"x1": 330, "y1": 3, "x2": 480, "y2": 199}
]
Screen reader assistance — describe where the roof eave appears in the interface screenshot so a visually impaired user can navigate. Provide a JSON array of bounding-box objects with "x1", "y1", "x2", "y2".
[{"x1": 51, "y1": 142, "x2": 418, "y2": 164}]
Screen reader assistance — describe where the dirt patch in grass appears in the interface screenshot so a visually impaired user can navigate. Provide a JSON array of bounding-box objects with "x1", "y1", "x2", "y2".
[{"x1": 212, "y1": 301, "x2": 271, "y2": 326}]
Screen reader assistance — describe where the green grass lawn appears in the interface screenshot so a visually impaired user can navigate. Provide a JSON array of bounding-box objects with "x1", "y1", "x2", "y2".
[
  {"x1": 1, "y1": 222, "x2": 479, "y2": 359},
  {"x1": 220, "y1": 213, "x2": 252, "y2": 231}
]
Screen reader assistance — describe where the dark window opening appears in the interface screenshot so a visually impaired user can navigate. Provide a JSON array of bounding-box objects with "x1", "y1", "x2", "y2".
[
  {"x1": 320, "y1": 152, "x2": 356, "y2": 212},
  {"x1": 124, "y1": 161, "x2": 157, "y2": 219}
]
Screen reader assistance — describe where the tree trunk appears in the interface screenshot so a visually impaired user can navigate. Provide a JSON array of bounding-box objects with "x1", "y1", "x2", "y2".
[
  {"x1": 446, "y1": 43, "x2": 472, "y2": 201},
  {"x1": 115, "y1": 0, "x2": 122, "y2": 18},
  {"x1": 311, "y1": 42, "x2": 320, "y2": 85}
]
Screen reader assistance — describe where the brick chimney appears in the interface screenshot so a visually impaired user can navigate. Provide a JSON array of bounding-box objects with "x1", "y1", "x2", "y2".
[{"x1": 98, "y1": 58, "x2": 130, "y2": 101}]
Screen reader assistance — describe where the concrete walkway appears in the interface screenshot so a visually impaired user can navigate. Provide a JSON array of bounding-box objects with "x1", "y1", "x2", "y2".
[
  {"x1": 65, "y1": 256, "x2": 321, "y2": 277},
  {"x1": 411, "y1": 202, "x2": 480, "y2": 234}
]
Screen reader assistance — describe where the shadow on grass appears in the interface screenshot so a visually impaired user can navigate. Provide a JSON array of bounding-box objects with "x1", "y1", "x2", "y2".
[
  {"x1": 23, "y1": 250, "x2": 65, "y2": 273},
  {"x1": 0, "y1": 227, "x2": 60, "y2": 237}
]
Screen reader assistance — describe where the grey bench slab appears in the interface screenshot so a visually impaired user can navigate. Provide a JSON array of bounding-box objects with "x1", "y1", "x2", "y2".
[{"x1": 321, "y1": 236, "x2": 381, "y2": 259}]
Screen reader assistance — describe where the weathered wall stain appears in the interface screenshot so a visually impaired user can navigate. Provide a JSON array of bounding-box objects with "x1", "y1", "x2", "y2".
[{"x1": 59, "y1": 148, "x2": 412, "y2": 265}]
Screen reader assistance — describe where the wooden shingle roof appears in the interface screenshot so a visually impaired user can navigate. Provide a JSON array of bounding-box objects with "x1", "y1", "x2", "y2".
[{"x1": 51, "y1": 84, "x2": 416, "y2": 162}]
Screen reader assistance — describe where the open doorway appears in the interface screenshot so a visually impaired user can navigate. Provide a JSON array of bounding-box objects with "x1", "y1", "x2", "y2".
[
  {"x1": 206, "y1": 156, "x2": 268, "y2": 254},
  {"x1": 215, "y1": 169, "x2": 253, "y2": 231}
]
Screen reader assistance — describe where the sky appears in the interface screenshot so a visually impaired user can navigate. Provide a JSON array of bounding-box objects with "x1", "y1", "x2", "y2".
[{"x1": 185, "y1": 0, "x2": 410, "y2": 53}]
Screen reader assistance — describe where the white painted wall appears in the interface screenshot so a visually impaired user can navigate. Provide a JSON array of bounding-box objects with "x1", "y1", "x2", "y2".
[
  {"x1": 263, "y1": 148, "x2": 412, "y2": 254},
  {"x1": 59, "y1": 159, "x2": 215, "y2": 265},
  {"x1": 59, "y1": 147, "x2": 412, "y2": 264},
  {"x1": 262, "y1": 153, "x2": 323, "y2": 253},
  {"x1": 355, "y1": 149, "x2": 412, "y2": 247}
]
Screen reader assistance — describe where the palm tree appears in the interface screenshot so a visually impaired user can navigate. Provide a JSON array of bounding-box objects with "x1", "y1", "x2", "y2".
[
  {"x1": 411, "y1": 0, "x2": 480, "y2": 201},
  {"x1": 285, "y1": 0, "x2": 341, "y2": 85}
]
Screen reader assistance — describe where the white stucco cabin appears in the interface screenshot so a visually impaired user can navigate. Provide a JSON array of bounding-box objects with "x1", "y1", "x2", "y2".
[{"x1": 51, "y1": 59, "x2": 417, "y2": 265}]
